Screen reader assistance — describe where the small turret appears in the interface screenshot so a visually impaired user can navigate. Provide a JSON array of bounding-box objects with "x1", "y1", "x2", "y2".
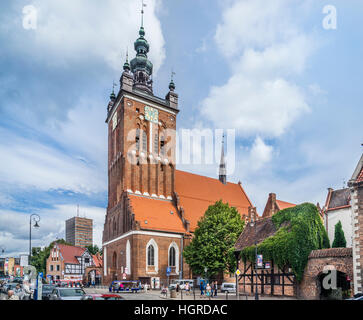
[{"x1": 165, "y1": 72, "x2": 178, "y2": 109}]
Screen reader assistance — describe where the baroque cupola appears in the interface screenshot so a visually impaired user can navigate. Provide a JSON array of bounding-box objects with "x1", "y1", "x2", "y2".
[{"x1": 130, "y1": 26, "x2": 154, "y2": 94}]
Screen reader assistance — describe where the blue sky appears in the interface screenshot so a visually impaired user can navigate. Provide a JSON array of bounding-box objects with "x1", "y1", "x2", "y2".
[{"x1": 0, "y1": 0, "x2": 362, "y2": 257}]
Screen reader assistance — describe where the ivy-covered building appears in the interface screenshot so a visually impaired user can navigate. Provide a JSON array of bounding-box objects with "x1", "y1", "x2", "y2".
[{"x1": 234, "y1": 203, "x2": 330, "y2": 298}]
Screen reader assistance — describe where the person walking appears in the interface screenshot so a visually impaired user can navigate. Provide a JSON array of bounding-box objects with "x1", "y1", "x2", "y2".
[
  {"x1": 7, "y1": 290, "x2": 19, "y2": 300},
  {"x1": 206, "y1": 283, "x2": 211, "y2": 298},
  {"x1": 14, "y1": 284, "x2": 25, "y2": 300},
  {"x1": 214, "y1": 281, "x2": 218, "y2": 297},
  {"x1": 185, "y1": 282, "x2": 190, "y2": 295},
  {"x1": 200, "y1": 280, "x2": 204, "y2": 297}
]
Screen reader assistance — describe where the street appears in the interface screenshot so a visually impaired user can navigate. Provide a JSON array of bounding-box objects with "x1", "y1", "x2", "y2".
[{"x1": 0, "y1": 287, "x2": 297, "y2": 301}]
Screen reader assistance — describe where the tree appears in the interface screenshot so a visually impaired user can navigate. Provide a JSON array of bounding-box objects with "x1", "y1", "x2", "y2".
[
  {"x1": 86, "y1": 245, "x2": 101, "y2": 255},
  {"x1": 183, "y1": 200, "x2": 245, "y2": 279},
  {"x1": 332, "y1": 221, "x2": 347, "y2": 248}
]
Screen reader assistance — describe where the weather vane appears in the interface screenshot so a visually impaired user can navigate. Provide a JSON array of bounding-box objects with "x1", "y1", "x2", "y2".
[
  {"x1": 171, "y1": 69, "x2": 176, "y2": 81},
  {"x1": 141, "y1": 0, "x2": 147, "y2": 27}
]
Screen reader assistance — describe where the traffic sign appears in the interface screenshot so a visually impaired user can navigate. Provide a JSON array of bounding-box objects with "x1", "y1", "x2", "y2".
[{"x1": 235, "y1": 269, "x2": 241, "y2": 276}]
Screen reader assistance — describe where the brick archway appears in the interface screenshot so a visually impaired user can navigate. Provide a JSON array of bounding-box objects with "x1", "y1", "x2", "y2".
[{"x1": 299, "y1": 248, "x2": 353, "y2": 299}]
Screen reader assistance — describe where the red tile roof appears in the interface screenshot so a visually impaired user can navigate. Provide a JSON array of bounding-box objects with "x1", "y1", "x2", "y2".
[
  {"x1": 128, "y1": 170, "x2": 253, "y2": 234},
  {"x1": 174, "y1": 170, "x2": 252, "y2": 232},
  {"x1": 276, "y1": 200, "x2": 296, "y2": 210},
  {"x1": 357, "y1": 167, "x2": 363, "y2": 183},
  {"x1": 57, "y1": 244, "x2": 86, "y2": 264},
  {"x1": 128, "y1": 195, "x2": 185, "y2": 233},
  {"x1": 92, "y1": 253, "x2": 102, "y2": 268}
]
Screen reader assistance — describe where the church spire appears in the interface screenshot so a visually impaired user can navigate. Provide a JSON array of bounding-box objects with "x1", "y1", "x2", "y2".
[
  {"x1": 219, "y1": 134, "x2": 227, "y2": 185},
  {"x1": 130, "y1": 0, "x2": 153, "y2": 94}
]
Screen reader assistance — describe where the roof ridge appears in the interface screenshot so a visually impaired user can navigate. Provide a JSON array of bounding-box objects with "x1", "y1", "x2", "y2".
[{"x1": 176, "y1": 169, "x2": 241, "y2": 186}]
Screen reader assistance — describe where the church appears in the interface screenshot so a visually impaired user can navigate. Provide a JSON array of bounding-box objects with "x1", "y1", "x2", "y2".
[{"x1": 101, "y1": 21, "x2": 253, "y2": 287}]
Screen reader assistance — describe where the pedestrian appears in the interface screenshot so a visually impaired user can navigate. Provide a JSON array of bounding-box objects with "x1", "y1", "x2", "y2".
[
  {"x1": 176, "y1": 283, "x2": 180, "y2": 293},
  {"x1": 206, "y1": 283, "x2": 211, "y2": 298},
  {"x1": 210, "y1": 281, "x2": 214, "y2": 297},
  {"x1": 14, "y1": 284, "x2": 25, "y2": 300},
  {"x1": 7, "y1": 290, "x2": 19, "y2": 300},
  {"x1": 214, "y1": 281, "x2": 218, "y2": 297},
  {"x1": 200, "y1": 280, "x2": 204, "y2": 297},
  {"x1": 185, "y1": 282, "x2": 190, "y2": 295}
]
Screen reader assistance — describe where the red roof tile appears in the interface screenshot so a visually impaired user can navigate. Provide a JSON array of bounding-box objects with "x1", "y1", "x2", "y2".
[
  {"x1": 276, "y1": 200, "x2": 296, "y2": 210},
  {"x1": 175, "y1": 170, "x2": 252, "y2": 232},
  {"x1": 128, "y1": 195, "x2": 185, "y2": 233},
  {"x1": 57, "y1": 244, "x2": 86, "y2": 264}
]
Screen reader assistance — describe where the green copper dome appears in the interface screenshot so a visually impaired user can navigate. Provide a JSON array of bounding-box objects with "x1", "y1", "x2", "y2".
[{"x1": 130, "y1": 27, "x2": 153, "y2": 76}]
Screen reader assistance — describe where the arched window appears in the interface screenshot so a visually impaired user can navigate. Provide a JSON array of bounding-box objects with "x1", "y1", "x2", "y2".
[
  {"x1": 169, "y1": 247, "x2": 176, "y2": 267},
  {"x1": 126, "y1": 240, "x2": 131, "y2": 275},
  {"x1": 154, "y1": 131, "x2": 159, "y2": 154},
  {"x1": 136, "y1": 127, "x2": 140, "y2": 151},
  {"x1": 142, "y1": 130, "x2": 147, "y2": 152},
  {"x1": 147, "y1": 245, "x2": 154, "y2": 266}
]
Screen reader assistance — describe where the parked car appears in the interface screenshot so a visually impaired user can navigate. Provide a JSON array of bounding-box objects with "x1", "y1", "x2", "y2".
[
  {"x1": 13, "y1": 277, "x2": 23, "y2": 284},
  {"x1": 169, "y1": 279, "x2": 194, "y2": 290},
  {"x1": 42, "y1": 284, "x2": 56, "y2": 300},
  {"x1": 81, "y1": 293, "x2": 124, "y2": 300},
  {"x1": 220, "y1": 282, "x2": 236, "y2": 293},
  {"x1": 49, "y1": 287, "x2": 85, "y2": 300}
]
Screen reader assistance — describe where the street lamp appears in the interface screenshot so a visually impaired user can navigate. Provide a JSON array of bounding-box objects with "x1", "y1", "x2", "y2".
[
  {"x1": 0, "y1": 246, "x2": 5, "y2": 255},
  {"x1": 249, "y1": 209, "x2": 259, "y2": 300},
  {"x1": 29, "y1": 214, "x2": 40, "y2": 261}
]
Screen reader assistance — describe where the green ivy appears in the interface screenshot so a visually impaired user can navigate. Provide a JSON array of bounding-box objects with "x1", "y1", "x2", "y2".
[{"x1": 240, "y1": 203, "x2": 330, "y2": 282}]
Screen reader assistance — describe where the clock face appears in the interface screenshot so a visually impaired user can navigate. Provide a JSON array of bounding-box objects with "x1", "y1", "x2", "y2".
[
  {"x1": 112, "y1": 112, "x2": 117, "y2": 131},
  {"x1": 144, "y1": 106, "x2": 159, "y2": 124}
]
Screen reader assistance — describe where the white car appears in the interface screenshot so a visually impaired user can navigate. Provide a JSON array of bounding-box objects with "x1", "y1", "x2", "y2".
[
  {"x1": 220, "y1": 282, "x2": 236, "y2": 293},
  {"x1": 169, "y1": 279, "x2": 194, "y2": 290}
]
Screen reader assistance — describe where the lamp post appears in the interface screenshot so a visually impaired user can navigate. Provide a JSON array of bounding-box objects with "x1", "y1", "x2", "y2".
[
  {"x1": 29, "y1": 214, "x2": 40, "y2": 263},
  {"x1": 250, "y1": 209, "x2": 259, "y2": 300},
  {"x1": 0, "y1": 246, "x2": 5, "y2": 256}
]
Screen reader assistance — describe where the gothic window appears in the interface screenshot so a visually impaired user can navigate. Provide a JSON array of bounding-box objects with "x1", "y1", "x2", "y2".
[
  {"x1": 169, "y1": 247, "x2": 176, "y2": 267},
  {"x1": 154, "y1": 131, "x2": 159, "y2": 154},
  {"x1": 142, "y1": 130, "x2": 147, "y2": 152},
  {"x1": 160, "y1": 135, "x2": 165, "y2": 156},
  {"x1": 136, "y1": 127, "x2": 140, "y2": 151},
  {"x1": 147, "y1": 245, "x2": 154, "y2": 266}
]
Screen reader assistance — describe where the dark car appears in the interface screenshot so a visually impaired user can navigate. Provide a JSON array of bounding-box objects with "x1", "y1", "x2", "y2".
[
  {"x1": 42, "y1": 284, "x2": 56, "y2": 300},
  {"x1": 49, "y1": 287, "x2": 86, "y2": 300},
  {"x1": 81, "y1": 293, "x2": 124, "y2": 300}
]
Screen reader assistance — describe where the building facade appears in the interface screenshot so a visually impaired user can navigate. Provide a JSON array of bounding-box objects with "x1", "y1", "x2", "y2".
[
  {"x1": 102, "y1": 23, "x2": 253, "y2": 287},
  {"x1": 323, "y1": 188, "x2": 352, "y2": 248},
  {"x1": 348, "y1": 153, "x2": 363, "y2": 295},
  {"x1": 46, "y1": 243, "x2": 95, "y2": 283},
  {"x1": 65, "y1": 216, "x2": 93, "y2": 248}
]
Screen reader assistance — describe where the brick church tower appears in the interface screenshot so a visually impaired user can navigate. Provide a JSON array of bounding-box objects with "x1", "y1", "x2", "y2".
[
  {"x1": 101, "y1": 16, "x2": 252, "y2": 287},
  {"x1": 106, "y1": 25, "x2": 179, "y2": 211}
]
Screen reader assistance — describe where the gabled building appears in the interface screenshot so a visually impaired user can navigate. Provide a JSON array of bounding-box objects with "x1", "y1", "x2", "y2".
[
  {"x1": 102, "y1": 21, "x2": 253, "y2": 287},
  {"x1": 46, "y1": 243, "x2": 95, "y2": 282},
  {"x1": 261, "y1": 193, "x2": 296, "y2": 219},
  {"x1": 322, "y1": 187, "x2": 352, "y2": 247}
]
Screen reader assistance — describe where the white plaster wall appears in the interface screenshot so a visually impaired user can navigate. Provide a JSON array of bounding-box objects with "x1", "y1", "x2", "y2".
[{"x1": 326, "y1": 207, "x2": 353, "y2": 248}]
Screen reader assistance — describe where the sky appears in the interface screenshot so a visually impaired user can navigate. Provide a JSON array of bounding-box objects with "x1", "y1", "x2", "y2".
[{"x1": 0, "y1": 0, "x2": 362, "y2": 258}]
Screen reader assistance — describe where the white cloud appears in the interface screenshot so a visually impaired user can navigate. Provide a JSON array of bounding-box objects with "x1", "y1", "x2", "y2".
[
  {"x1": 0, "y1": 124, "x2": 106, "y2": 195},
  {"x1": 200, "y1": 0, "x2": 316, "y2": 139},
  {"x1": 0, "y1": 204, "x2": 105, "y2": 257},
  {"x1": 215, "y1": 0, "x2": 297, "y2": 57},
  {"x1": 12, "y1": 0, "x2": 166, "y2": 74},
  {"x1": 249, "y1": 137, "x2": 274, "y2": 170},
  {"x1": 201, "y1": 75, "x2": 309, "y2": 137}
]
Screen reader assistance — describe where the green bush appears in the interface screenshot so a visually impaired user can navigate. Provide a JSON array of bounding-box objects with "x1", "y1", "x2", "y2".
[{"x1": 240, "y1": 203, "x2": 330, "y2": 282}]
